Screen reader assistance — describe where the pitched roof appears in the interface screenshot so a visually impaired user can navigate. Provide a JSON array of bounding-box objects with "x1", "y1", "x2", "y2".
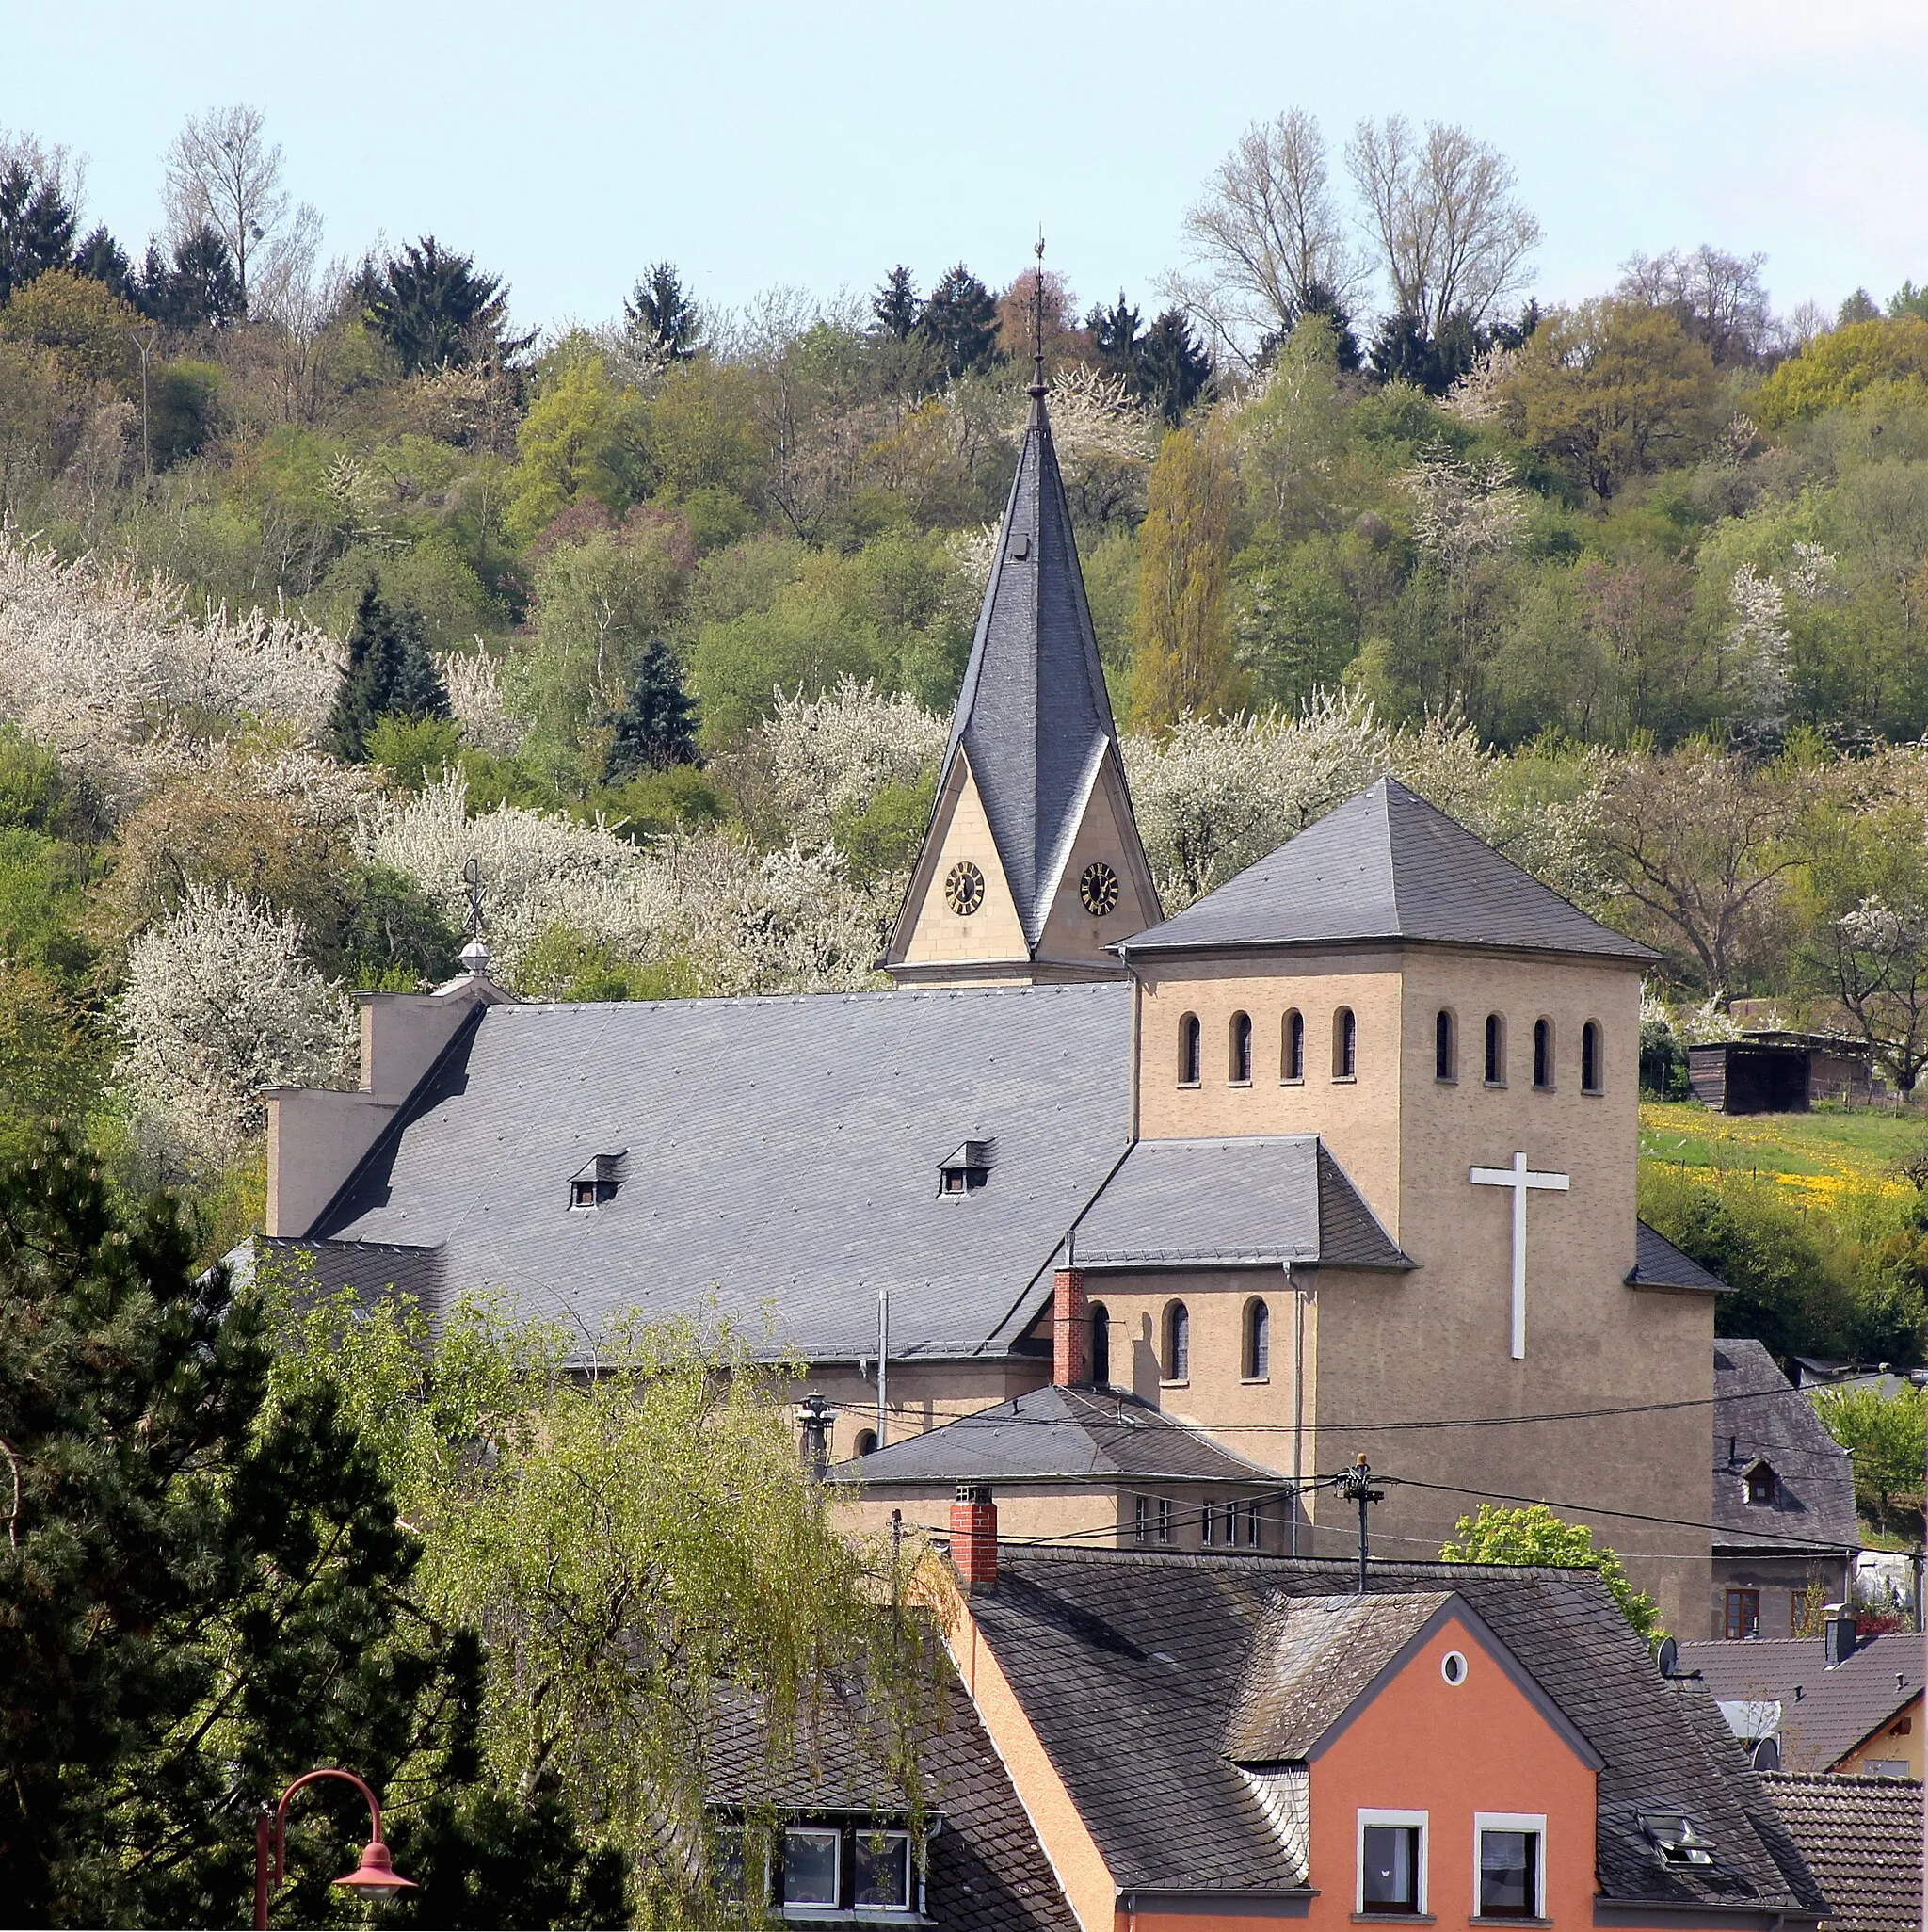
[
  {"x1": 1629, "y1": 1221, "x2": 1735, "y2": 1294},
  {"x1": 1711, "y1": 1340, "x2": 1858, "y2": 1553},
  {"x1": 934, "y1": 390, "x2": 1146, "y2": 948},
  {"x1": 1119, "y1": 776, "x2": 1657, "y2": 961},
  {"x1": 956, "y1": 1548, "x2": 1823, "y2": 1913},
  {"x1": 1760, "y1": 1772, "x2": 1924, "y2": 1932},
  {"x1": 1073, "y1": 1135, "x2": 1409, "y2": 1270},
  {"x1": 1679, "y1": 1634, "x2": 1925, "y2": 1774},
  {"x1": 831, "y1": 1383, "x2": 1282, "y2": 1488}
]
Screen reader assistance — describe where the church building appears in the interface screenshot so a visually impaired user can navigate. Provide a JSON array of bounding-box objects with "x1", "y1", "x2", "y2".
[{"x1": 260, "y1": 364, "x2": 1734, "y2": 1635}]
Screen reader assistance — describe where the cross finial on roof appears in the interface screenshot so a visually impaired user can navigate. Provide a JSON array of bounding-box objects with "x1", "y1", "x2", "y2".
[
  {"x1": 1030, "y1": 230, "x2": 1047, "y2": 403},
  {"x1": 461, "y1": 856, "x2": 485, "y2": 942}
]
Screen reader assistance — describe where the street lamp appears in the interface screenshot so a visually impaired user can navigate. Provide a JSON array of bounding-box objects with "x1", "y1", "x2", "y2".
[{"x1": 253, "y1": 1767, "x2": 416, "y2": 1929}]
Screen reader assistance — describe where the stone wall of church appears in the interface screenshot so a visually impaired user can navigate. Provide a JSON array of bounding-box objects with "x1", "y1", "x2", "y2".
[{"x1": 786, "y1": 1359, "x2": 1048, "y2": 1464}]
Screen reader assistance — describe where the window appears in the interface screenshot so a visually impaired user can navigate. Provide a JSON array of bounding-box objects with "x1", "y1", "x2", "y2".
[
  {"x1": 1089, "y1": 1302, "x2": 1110, "y2": 1388},
  {"x1": 1743, "y1": 1461, "x2": 1777, "y2": 1505},
  {"x1": 853, "y1": 1429, "x2": 877, "y2": 1457},
  {"x1": 1485, "y1": 1013, "x2": 1505, "y2": 1086},
  {"x1": 1179, "y1": 1013, "x2": 1201, "y2": 1086},
  {"x1": 569, "y1": 1150, "x2": 625, "y2": 1210},
  {"x1": 1582, "y1": 1019, "x2": 1603, "y2": 1094},
  {"x1": 781, "y1": 1827, "x2": 841, "y2": 1908},
  {"x1": 1476, "y1": 1815, "x2": 1545, "y2": 1920},
  {"x1": 1358, "y1": 1812, "x2": 1425, "y2": 1915},
  {"x1": 1164, "y1": 1300, "x2": 1190, "y2": 1380},
  {"x1": 853, "y1": 1829, "x2": 912, "y2": 1909},
  {"x1": 938, "y1": 1139, "x2": 993, "y2": 1196},
  {"x1": 1244, "y1": 1499, "x2": 1262, "y2": 1548},
  {"x1": 1436, "y1": 1008, "x2": 1456, "y2": 1082},
  {"x1": 1282, "y1": 1008, "x2": 1305, "y2": 1082},
  {"x1": 1333, "y1": 1006, "x2": 1357, "y2": 1080},
  {"x1": 1200, "y1": 1500, "x2": 1217, "y2": 1546},
  {"x1": 1725, "y1": 1588, "x2": 1760, "y2": 1640},
  {"x1": 1158, "y1": 1497, "x2": 1173, "y2": 1545},
  {"x1": 1638, "y1": 1811, "x2": 1715, "y2": 1867},
  {"x1": 1245, "y1": 1298, "x2": 1270, "y2": 1379},
  {"x1": 1133, "y1": 1495, "x2": 1151, "y2": 1545},
  {"x1": 1441, "y1": 1650, "x2": 1468, "y2": 1686},
  {"x1": 1533, "y1": 1018, "x2": 1554, "y2": 1090},
  {"x1": 1229, "y1": 1010, "x2": 1253, "y2": 1083}
]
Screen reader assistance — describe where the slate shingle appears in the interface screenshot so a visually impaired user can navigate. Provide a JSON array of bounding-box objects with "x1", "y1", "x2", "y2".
[
  {"x1": 1711, "y1": 1340, "x2": 1858, "y2": 1554},
  {"x1": 1759, "y1": 1772, "x2": 1924, "y2": 1932}
]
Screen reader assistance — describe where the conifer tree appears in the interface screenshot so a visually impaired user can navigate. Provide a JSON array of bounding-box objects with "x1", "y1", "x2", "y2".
[
  {"x1": 0, "y1": 158, "x2": 78, "y2": 304},
  {"x1": 871, "y1": 265, "x2": 920, "y2": 341},
  {"x1": 603, "y1": 637, "x2": 702, "y2": 781},
  {"x1": 1137, "y1": 307, "x2": 1213, "y2": 424},
  {"x1": 329, "y1": 584, "x2": 452, "y2": 763},
  {"x1": 1087, "y1": 291, "x2": 1143, "y2": 388},
  {"x1": 918, "y1": 264, "x2": 1000, "y2": 378},
  {"x1": 364, "y1": 235, "x2": 528, "y2": 375},
  {"x1": 624, "y1": 261, "x2": 702, "y2": 362},
  {"x1": 1128, "y1": 418, "x2": 1248, "y2": 731}
]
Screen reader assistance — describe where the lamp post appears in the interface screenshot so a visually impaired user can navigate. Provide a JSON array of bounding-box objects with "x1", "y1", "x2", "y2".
[{"x1": 253, "y1": 1767, "x2": 416, "y2": 1929}]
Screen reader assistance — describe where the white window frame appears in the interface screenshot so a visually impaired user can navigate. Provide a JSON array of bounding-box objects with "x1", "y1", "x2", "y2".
[
  {"x1": 1357, "y1": 1808, "x2": 1428, "y2": 1915},
  {"x1": 1472, "y1": 1811, "x2": 1546, "y2": 1922},
  {"x1": 779, "y1": 1825, "x2": 843, "y2": 1913},
  {"x1": 850, "y1": 1826, "x2": 915, "y2": 1914}
]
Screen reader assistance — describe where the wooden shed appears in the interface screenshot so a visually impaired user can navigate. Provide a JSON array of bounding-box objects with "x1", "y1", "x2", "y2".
[{"x1": 1687, "y1": 1032, "x2": 1875, "y2": 1114}]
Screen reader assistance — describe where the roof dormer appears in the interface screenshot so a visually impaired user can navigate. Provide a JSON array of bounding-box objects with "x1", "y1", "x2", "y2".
[
  {"x1": 570, "y1": 1150, "x2": 627, "y2": 1211},
  {"x1": 938, "y1": 1139, "x2": 996, "y2": 1197}
]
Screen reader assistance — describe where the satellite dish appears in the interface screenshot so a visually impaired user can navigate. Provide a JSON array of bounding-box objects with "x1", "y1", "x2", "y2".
[
  {"x1": 1656, "y1": 1636, "x2": 1679, "y2": 1680},
  {"x1": 1751, "y1": 1735, "x2": 1781, "y2": 1773}
]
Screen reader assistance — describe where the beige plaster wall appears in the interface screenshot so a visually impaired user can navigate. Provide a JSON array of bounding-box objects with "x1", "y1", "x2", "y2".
[
  {"x1": 836, "y1": 1479, "x2": 1289, "y2": 1551},
  {"x1": 1032, "y1": 751, "x2": 1159, "y2": 972},
  {"x1": 783, "y1": 1360, "x2": 1048, "y2": 1464},
  {"x1": 896, "y1": 754, "x2": 1030, "y2": 971}
]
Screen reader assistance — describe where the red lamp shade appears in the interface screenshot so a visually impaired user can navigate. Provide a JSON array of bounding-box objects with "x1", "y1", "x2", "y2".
[{"x1": 334, "y1": 1838, "x2": 417, "y2": 1901}]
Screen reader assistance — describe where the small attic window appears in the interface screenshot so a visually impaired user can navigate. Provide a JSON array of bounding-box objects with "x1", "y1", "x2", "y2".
[
  {"x1": 938, "y1": 1138, "x2": 996, "y2": 1197},
  {"x1": 1743, "y1": 1459, "x2": 1778, "y2": 1505},
  {"x1": 569, "y1": 1151, "x2": 627, "y2": 1211},
  {"x1": 1638, "y1": 1811, "x2": 1715, "y2": 1868}
]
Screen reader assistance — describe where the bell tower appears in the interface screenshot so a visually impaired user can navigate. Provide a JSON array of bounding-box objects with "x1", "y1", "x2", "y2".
[{"x1": 884, "y1": 247, "x2": 1159, "y2": 987}]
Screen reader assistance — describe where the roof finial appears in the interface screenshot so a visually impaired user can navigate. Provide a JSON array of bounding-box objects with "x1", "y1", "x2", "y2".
[
  {"x1": 459, "y1": 855, "x2": 490, "y2": 977},
  {"x1": 1029, "y1": 230, "x2": 1047, "y2": 405}
]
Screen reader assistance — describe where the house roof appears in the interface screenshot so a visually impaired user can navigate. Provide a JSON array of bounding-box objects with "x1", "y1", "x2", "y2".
[
  {"x1": 954, "y1": 1547, "x2": 1823, "y2": 1914},
  {"x1": 1711, "y1": 1340, "x2": 1859, "y2": 1554},
  {"x1": 1118, "y1": 776, "x2": 1657, "y2": 962},
  {"x1": 1759, "y1": 1772, "x2": 1924, "y2": 1932},
  {"x1": 1629, "y1": 1222, "x2": 1735, "y2": 1294},
  {"x1": 928, "y1": 386, "x2": 1146, "y2": 950},
  {"x1": 1679, "y1": 1634, "x2": 1926, "y2": 1775},
  {"x1": 831, "y1": 1383, "x2": 1283, "y2": 1488},
  {"x1": 1073, "y1": 1135, "x2": 1409, "y2": 1270}
]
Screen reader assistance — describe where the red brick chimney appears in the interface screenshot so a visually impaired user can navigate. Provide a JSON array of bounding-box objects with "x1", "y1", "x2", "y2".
[
  {"x1": 951, "y1": 1484, "x2": 998, "y2": 1592},
  {"x1": 1052, "y1": 1267, "x2": 1087, "y2": 1387}
]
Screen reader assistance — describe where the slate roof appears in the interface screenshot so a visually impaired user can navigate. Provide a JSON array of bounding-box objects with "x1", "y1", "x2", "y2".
[
  {"x1": 932, "y1": 387, "x2": 1146, "y2": 948},
  {"x1": 1073, "y1": 1135, "x2": 1409, "y2": 1270},
  {"x1": 1711, "y1": 1340, "x2": 1858, "y2": 1553},
  {"x1": 1679, "y1": 1634, "x2": 1926, "y2": 1774},
  {"x1": 831, "y1": 1384, "x2": 1284, "y2": 1488},
  {"x1": 1759, "y1": 1773, "x2": 1924, "y2": 1932},
  {"x1": 1629, "y1": 1221, "x2": 1736, "y2": 1294},
  {"x1": 1119, "y1": 776, "x2": 1657, "y2": 961},
  {"x1": 956, "y1": 1548, "x2": 1823, "y2": 1914}
]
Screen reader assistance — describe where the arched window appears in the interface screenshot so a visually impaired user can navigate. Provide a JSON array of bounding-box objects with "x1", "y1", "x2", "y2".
[
  {"x1": 854, "y1": 1428, "x2": 877, "y2": 1457},
  {"x1": 1282, "y1": 1009, "x2": 1305, "y2": 1082},
  {"x1": 1582, "y1": 1020, "x2": 1603, "y2": 1094},
  {"x1": 1333, "y1": 1006, "x2": 1357, "y2": 1080},
  {"x1": 1534, "y1": 1018, "x2": 1554, "y2": 1090},
  {"x1": 1485, "y1": 1013, "x2": 1505, "y2": 1086},
  {"x1": 1164, "y1": 1300, "x2": 1190, "y2": 1380},
  {"x1": 1229, "y1": 1011, "x2": 1253, "y2": 1083},
  {"x1": 1179, "y1": 1013, "x2": 1201, "y2": 1086},
  {"x1": 1245, "y1": 1298, "x2": 1270, "y2": 1379},
  {"x1": 1089, "y1": 1302, "x2": 1110, "y2": 1388},
  {"x1": 1436, "y1": 1008, "x2": 1456, "y2": 1082}
]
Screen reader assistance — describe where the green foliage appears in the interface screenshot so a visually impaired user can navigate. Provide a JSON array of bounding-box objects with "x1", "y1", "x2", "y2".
[
  {"x1": 1755, "y1": 316, "x2": 1928, "y2": 428},
  {"x1": 329, "y1": 584, "x2": 453, "y2": 762},
  {"x1": 831, "y1": 776, "x2": 937, "y2": 886},
  {"x1": 595, "y1": 762, "x2": 730, "y2": 839},
  {"x1": 624, "y1": 261, "x2": 702, "y2": 362},
  {"x1": 368, "y1": 712, "x2": 466, "y2": 792},
  {"x1": 1811, "y1": 1382, "x2": 1926, "y2": 1534},
  {"x1": 918, "y1": 265, "x2": 1000, "y2": 378},
  {"x1": 505, "y1": 355, "x2": 649, "y2": 547},
  {"x1": 364, "y1": 234, "x2": 525, "y2": 377},
  {"x1": 1440, "y1": 1503, "x2": 1663, "y2": 1641},
  {"x1": 148, "y1": 360, "x2": 222, "y2": 468},
  {"x1": 335, "y1": 861, "x2": 463, "y2": 990},
  {"x1": 603, "y1": 637, "x2": 702, "y2": 780},
  {"x1": 519, "y1": 922, "x2": 707, "y2": 1001}
]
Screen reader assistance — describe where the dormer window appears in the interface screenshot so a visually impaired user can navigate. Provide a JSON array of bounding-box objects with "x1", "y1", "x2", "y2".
[
  {"x1": 568, "y1": 1151, "x2": 626, "y2": 1210},
  {"x1": 1639, "y1": 1810, "x2": 1715, "y2": 1867},
  {"x1": 1743, "y1": 1458, "x2": 1778, "y2": 1506},
  {"x1": 938, "y1": 1138, "x2": 995, "y2": 1196}
]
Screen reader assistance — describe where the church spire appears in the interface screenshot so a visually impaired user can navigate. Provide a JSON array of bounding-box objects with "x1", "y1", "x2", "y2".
[{"x1": 884, "y1": 244, "x2": 1159, "y2": 986}]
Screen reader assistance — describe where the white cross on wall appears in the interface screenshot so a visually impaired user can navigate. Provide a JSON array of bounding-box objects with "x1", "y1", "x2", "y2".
[{"x1": 1468, "y1": 1151, "x2": 1570, "y2": 1360}]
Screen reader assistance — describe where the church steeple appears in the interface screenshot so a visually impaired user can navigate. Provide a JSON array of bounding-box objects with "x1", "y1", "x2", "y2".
[{"x1": 885, "y1": 249, "x2": 1159, "y2": 987}]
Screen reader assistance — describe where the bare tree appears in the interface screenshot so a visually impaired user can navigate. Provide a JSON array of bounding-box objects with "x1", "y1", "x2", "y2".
[
  {"x1": 1618, "y1": 246, "x2": 1773, "y2": 365},
  {"x1": 1345, "y1": 117, "x2": 1541, "y2": 336},
  {"x1": 164, "y1": 104, "x2": 292, "y2": 314},
  {"x1": 1177, "y1": 108, "x2": 1363, "y2": 353}
]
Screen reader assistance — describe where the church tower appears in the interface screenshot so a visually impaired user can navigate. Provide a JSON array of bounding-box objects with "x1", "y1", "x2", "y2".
[{"x1": 884, "y1": 298, "x2": 1159, "y2": 987}]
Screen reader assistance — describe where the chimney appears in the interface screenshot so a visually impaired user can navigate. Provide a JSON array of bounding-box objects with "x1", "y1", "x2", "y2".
[
  {"x1": 797, "y1": 1394, "x2": 832, "y2": 1481},
  {"x1": 1824, "y1": 1607, "x2": 1857, "y2": 1667},
  {"x1": 951, "y1": 1483, "x2": 998, "y2": 1592},
  {"x1": 1052, "y1": 1267, "x2": 1088, "y2": 1386}
]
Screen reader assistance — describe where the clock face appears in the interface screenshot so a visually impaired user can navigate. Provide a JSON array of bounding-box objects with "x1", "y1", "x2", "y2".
[
  {"x1": 1079, "y1": 860, "x2": 1120, "y2": 918},
  {"x1": 944, "y1": 860, "x2": 986, "y2": 917}
]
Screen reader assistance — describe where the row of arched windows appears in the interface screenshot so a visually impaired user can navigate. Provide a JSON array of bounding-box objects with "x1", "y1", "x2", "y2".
[
  {"x1": 1179, "y1": 1008, "x2": 1355, "y2": 1086},
  {"x1": 1435, "y1": 1009, "x2": 1604, "y2": 1095},
  {"x1": 1085, "y1": 1297, "x2": 1271, "y2": 1386}
]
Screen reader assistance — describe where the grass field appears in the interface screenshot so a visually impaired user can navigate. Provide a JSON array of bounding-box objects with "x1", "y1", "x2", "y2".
[{"x1": 1639, "y1": 1100, "x2": 1927, "y2": 1206}]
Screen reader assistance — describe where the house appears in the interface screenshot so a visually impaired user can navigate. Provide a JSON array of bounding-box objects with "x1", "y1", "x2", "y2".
[
  {"x1": 927, "y1": 1504, "x2": 1825, "y2": 1932},
  {"x1": 256, "y1": 355, "x2": 1744, "y2": 1634},
  {"x1": 1757, "y1": 1773, "x2": 1923, "y2": 1932},
  {"x1": 1681, "y1": 1624, "x2": 1925, "y2": 1779},
  {"x1": 1711, "y1": 1341, "x2": 1858, "y2": 1640}
]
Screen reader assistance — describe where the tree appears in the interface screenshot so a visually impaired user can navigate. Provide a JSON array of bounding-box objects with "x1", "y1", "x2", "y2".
[
  {"x1": 1346, "y1": 116, "x2": 1541, "y2": 338},
  {"x1": 364, "y1": 235, "x2": 526, "y2": 376},
  {"x1": 1129, "y1": 419, "x2": 1248, "y2": 730},
  {"x1": 1137, "y1": 308, "x2": 1213, "y2": 424},
  {"x1": 503, "y1": 355, "x2": 649, "y2": 545},
  {"x1": 1440, "y1": 1503, "x2": 1662, "y2": 1641},
  {"x1": 604, "y1": 637, "x2": 702, "y2": 780},
  {"x1": 872, "y1": 265, "x2": 920, "y2": 341},
  {"x1": 1753, "y1": 315, "x2": 1928, "y2": 430},
  {"x1": 1618, "y1": 246, "x2": 1774, "y2": 367},
  {"x1": 0, "y1": 155, "x2": 78, "y2": 304},
  {"x1": 138, "y1": 224, "x2": 244, "y2": 330},
  {"x1": 624, "y1": 260, "x2": 703, "y2": 363},
  {"x1": 0, "y1": 267, "x2": 139, "y2": 388},
  {"x1": 918, "y1": 265, "x2": 1000, "y2": 378},
  {"x1": 329, "y1": 583, "x2": 453, "y2": 762},
  {"x1": 162, "y1": 103, "x2": 293, "y2": 314},
  {"x1": 70, "y1": 224, "x2": 137, "y2": 304},
  {"x1": 1088, "y1": 290, "x2": 1143, "y2": 388},
  {"x1": 1811, "y1": 1383, "x2": 1926, "y2": 1535}
]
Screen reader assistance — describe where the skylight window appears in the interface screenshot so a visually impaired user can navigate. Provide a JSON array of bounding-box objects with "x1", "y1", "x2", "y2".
[{"x1": 1638, "y1": 1810, "x2": 1715, "y2": 1867}]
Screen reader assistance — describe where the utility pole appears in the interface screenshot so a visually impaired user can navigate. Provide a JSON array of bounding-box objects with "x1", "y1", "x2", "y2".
[
  {"x1": 876, "y1": 1286, "x2": 890, "y2": 1450},
  {"x1": 128, "y1": 325, "x2": 159, "y2": 480},
  {"x1": 1339, "y1": 1454, "x2": 1384, "y2": 1593}
]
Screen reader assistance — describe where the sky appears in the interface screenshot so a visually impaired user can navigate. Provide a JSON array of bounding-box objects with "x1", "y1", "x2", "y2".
[{"x1": 8, "y1": 0, "x2": 1928, "y2": 340}]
